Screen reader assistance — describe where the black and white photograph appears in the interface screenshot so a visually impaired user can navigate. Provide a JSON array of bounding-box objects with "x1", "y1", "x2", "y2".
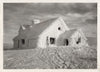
[{"x1": 3, "y1": 3, "x2": 97, "y2": 69}]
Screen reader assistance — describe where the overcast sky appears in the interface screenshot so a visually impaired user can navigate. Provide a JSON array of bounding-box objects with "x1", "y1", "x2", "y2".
[{"x1": 4, "y1": 3, "x2": 97, "y2": 44}]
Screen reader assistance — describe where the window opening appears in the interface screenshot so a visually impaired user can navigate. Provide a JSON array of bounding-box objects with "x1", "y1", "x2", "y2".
[
  {"x1": 50, "y1": 37, "x2": 55, "y2": 44},
  {"x1": 58, "y1": 27, "x2": 61, "y2": 30}
]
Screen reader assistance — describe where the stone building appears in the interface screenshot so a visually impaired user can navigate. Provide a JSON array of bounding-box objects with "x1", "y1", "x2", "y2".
[{"x1": 13, "y1": 17, "x2": 88, "y2": 48}]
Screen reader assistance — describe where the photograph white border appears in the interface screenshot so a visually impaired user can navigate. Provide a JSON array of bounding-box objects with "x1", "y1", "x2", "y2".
[{"x1": 0, "y1": 0, "x2": 100, "y2": 72}]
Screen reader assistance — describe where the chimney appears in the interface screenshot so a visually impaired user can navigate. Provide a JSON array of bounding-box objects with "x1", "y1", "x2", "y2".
[
  {"x1": 22, "y1": 25, "x2": 26, "y2": 30},
  {"x1": 32, "y1": 18, "x2": 40, "y2": 24}
]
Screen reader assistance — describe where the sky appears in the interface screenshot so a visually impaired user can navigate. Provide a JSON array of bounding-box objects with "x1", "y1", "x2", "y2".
[{"x1": 4, "y1": 3, "x2": 97, "y2": 45}]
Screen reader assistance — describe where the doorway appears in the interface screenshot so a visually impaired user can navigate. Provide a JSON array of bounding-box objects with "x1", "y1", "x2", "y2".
[{"x1": 65, "y1": 39, "x2": 69, "y2": 46}]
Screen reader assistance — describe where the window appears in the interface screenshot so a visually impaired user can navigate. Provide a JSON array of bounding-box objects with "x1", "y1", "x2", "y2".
[
  {"x1": 21, "y1": 39, "x2": 25, "y2": 44},
  {"x1": 58, "y1": 27, "x2": 61, "y2": 30},
  {"x1": 76, "y1": 37, "x2": 81, "y2": 44},
  {"x1": 50, "y1": 37, "x2": 55, "y2": 44}
]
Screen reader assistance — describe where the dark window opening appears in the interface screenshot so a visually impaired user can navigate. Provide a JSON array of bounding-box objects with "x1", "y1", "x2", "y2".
[
  {"x1": 76, "y1": 37, "x2": 81, "y2": 44},
  {"x1": 65, "y1": 39, "x2": 69, "y2": 46},
  {"x1": 50, "y1": 37, "x2": 55, "y2": 44},
  {"x1": 21, "y1": 39, "x2": 25, "y2": 44},
  {"x1": 58, "y1": 27, "x2": 61, "y2": 30}
]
